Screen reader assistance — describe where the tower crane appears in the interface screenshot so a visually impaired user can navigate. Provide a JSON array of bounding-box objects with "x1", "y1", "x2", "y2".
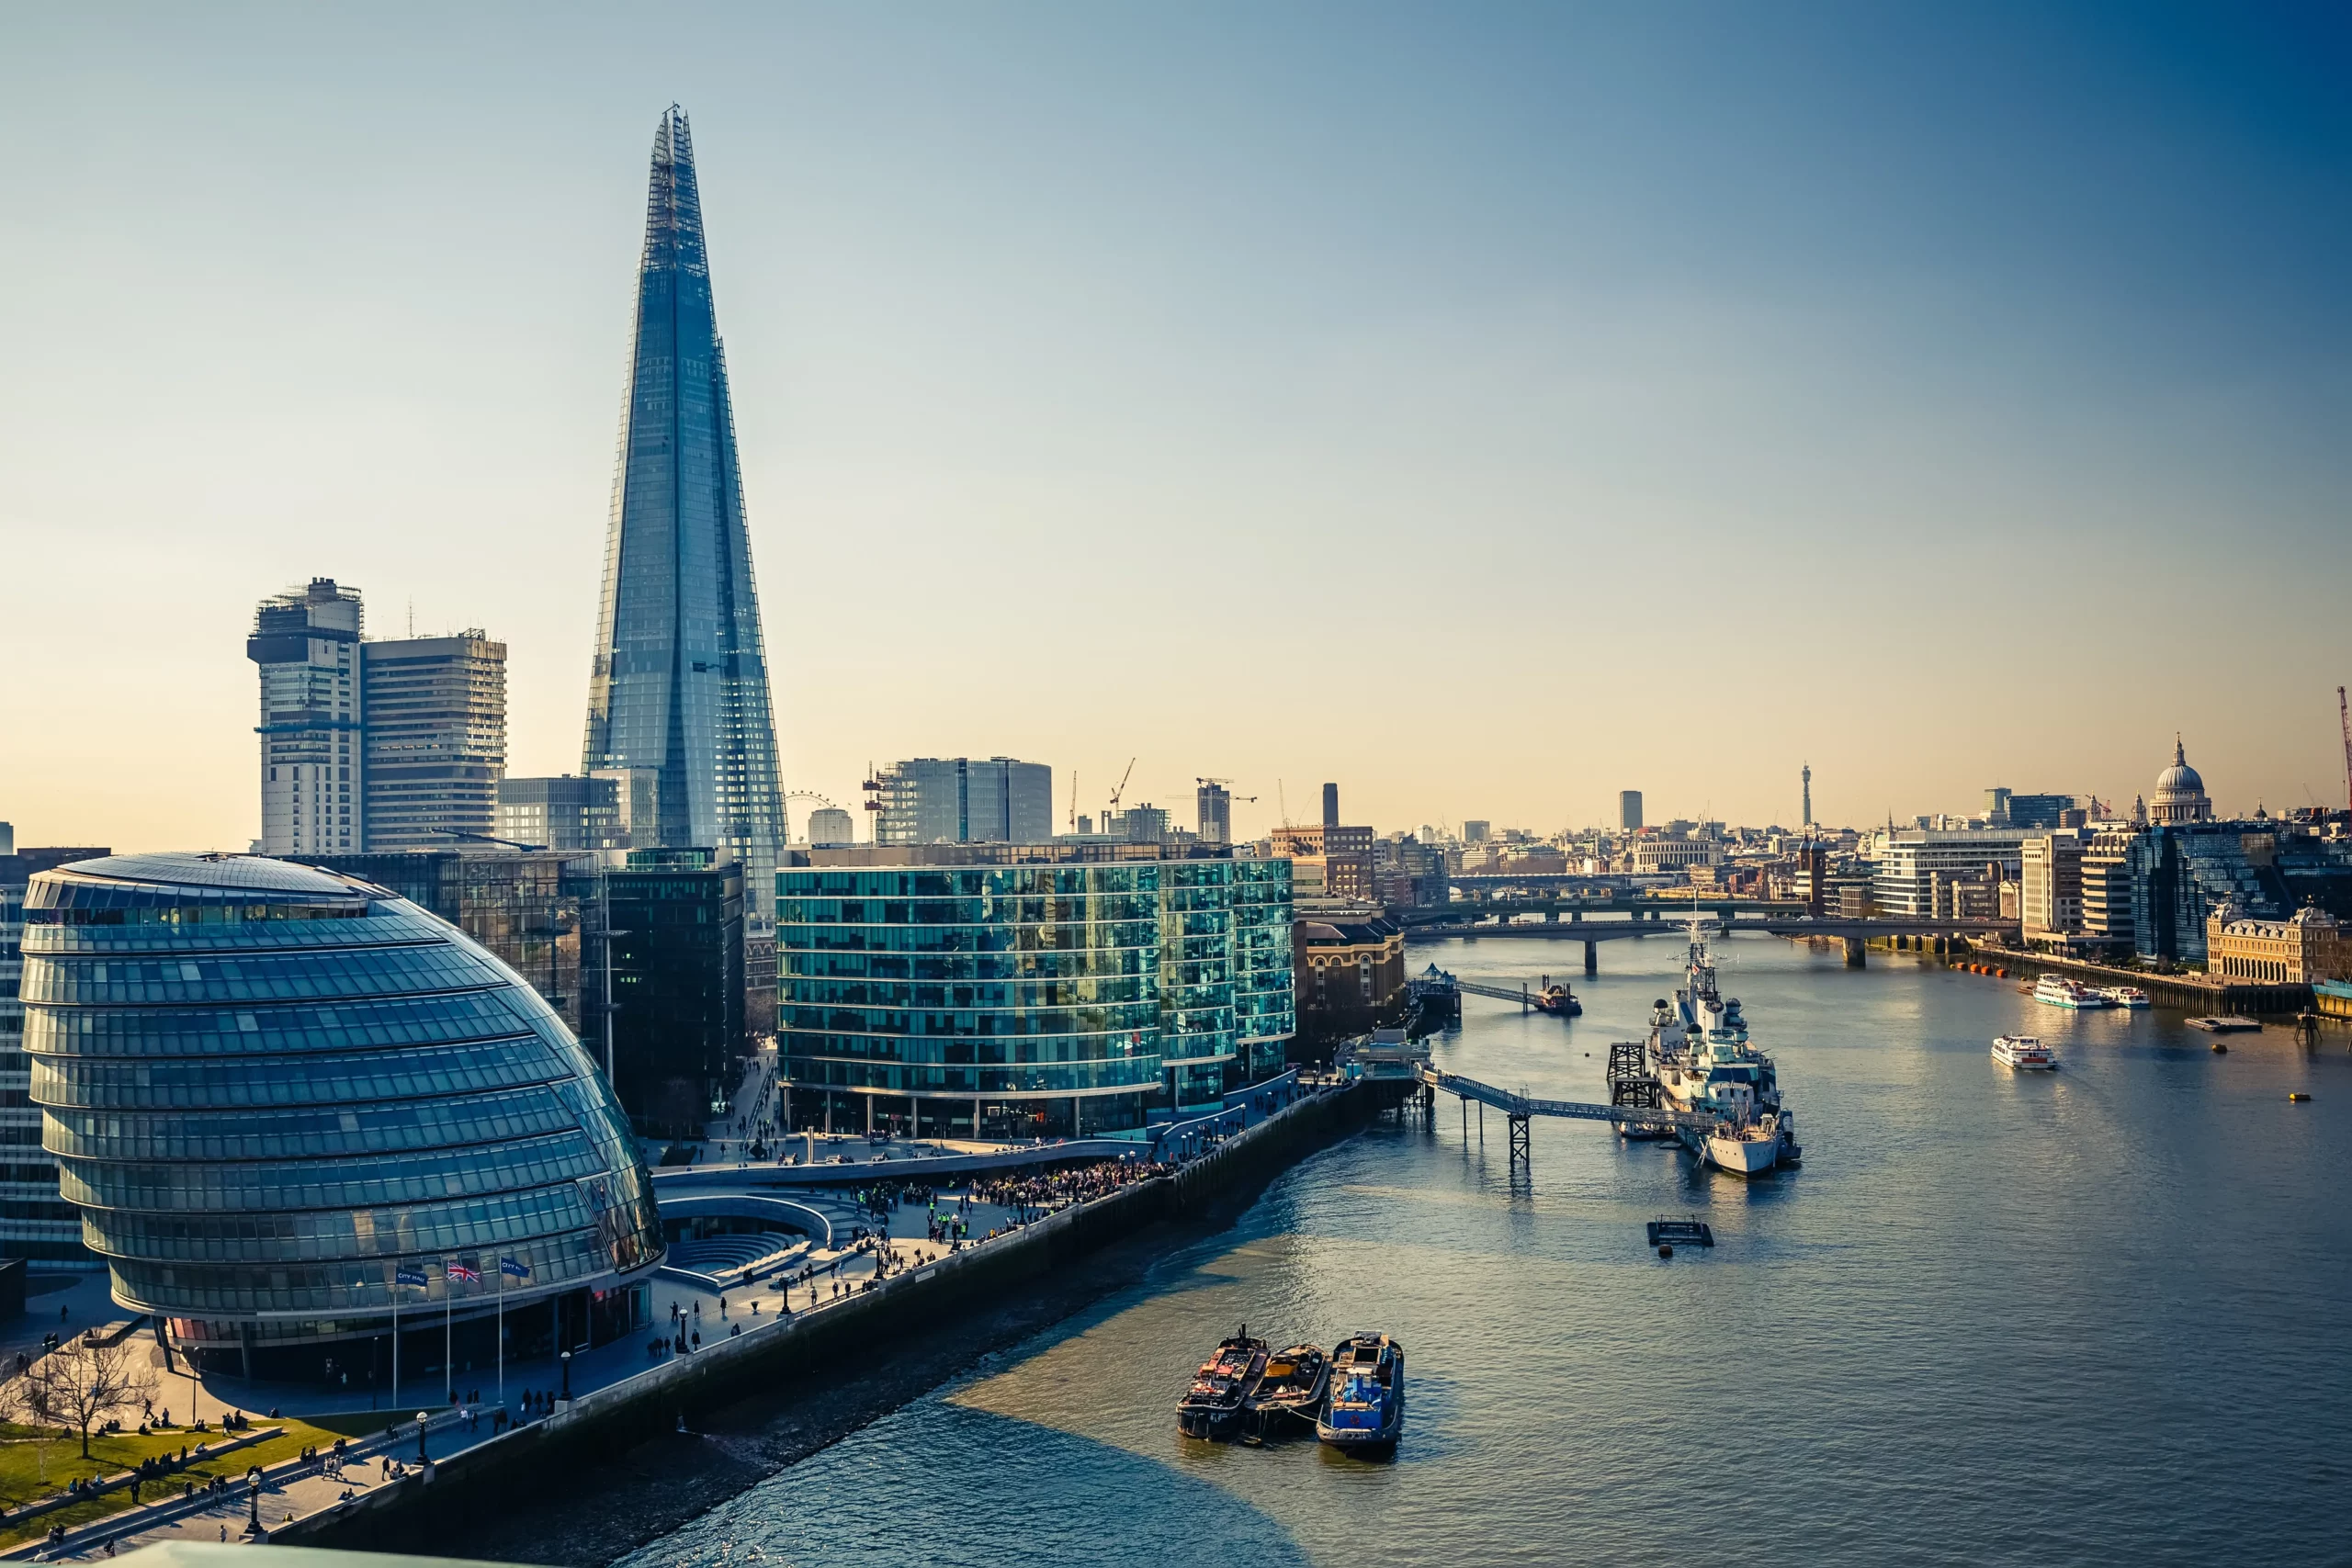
[
  {"x1": 2339, "y1": 686, "x2": 2351, "y2": 812},
  {"x1": 1106, "y1": 757, "x2": 1136, "y2": 824}
]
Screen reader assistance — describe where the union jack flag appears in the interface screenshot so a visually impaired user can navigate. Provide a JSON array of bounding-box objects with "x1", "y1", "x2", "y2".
[{"x1": 446, "y1": 1260, "x2": 481, "y2": 1284}]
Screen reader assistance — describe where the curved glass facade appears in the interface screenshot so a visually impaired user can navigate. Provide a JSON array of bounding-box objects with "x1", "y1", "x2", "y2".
[
  {"x1": 21, "y1": 852, "x2": 662, "y2": 1373},
  {"x1": 778, "y1": 853, "x2": 1295, "y2": 1134}
]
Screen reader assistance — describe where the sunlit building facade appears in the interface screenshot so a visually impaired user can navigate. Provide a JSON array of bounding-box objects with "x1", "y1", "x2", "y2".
[
  {"x1": 776, "y1": 848, "x2": 1294, "y2": 1134},
  {"x1": 21, "y1": 853, "x2": 660, "y2": 1381}
]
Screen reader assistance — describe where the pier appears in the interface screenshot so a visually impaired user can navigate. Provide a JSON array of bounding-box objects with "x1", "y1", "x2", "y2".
[{"x1": 1415, "y1": 1065, "x2": 1718, "y2": 1169}]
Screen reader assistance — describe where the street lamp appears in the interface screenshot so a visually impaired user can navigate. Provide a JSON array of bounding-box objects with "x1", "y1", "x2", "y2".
[
  {"x1": 245, "y1": 1476, "x2": 262, "y2": 1536},
  {"x1": 560, "y1": 1349, "x2": 572, "y2": 1404}
]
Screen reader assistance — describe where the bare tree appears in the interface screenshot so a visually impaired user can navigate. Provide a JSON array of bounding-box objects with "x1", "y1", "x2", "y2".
[{"x1": 9, "y1": 1337, "x2": 156, "y2": 1459}]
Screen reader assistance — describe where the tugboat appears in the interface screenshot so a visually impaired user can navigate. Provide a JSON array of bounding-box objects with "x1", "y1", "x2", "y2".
[
  {"x1": 1317, "y1": 1333, "x2": 1404, "y2": 1452},
  {"x1": 1241, "y1": 1343, "x2": 1329, "y2": 1441},
  {"x1": 1177, "y1": 1325, "x2": 1268, "y2": 1440}
]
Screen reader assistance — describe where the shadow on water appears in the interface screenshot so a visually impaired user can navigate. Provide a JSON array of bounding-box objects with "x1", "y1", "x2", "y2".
[{"x1": 616, "y1": 1404, "x2": 1314, "y2": 1568}]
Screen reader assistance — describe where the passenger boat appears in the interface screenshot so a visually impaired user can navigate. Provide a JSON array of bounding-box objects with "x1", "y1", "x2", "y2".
[
  {"x1": 1991, "y1": 1035, "x2": 2056, "y2": 1070},
  {"x1": 1240, "y1": 1343, "x2": 1328, "y2": 1440},
  {"x1": 2033, "y1": 976, "x2": 2108, "y2": 1009},
  {"x1": 1645, "y1": 925, "x2": 1800, "y2": 1175},
  {"x1": 1317, "y1": 1333, "x2": 1404, "y2": 1451},
  {"x1": 2098, "y1": 986, "x2": 2151, "y2": 1009},
  {"x1": 1532, "y1": 979, "x2": 1582, "y2": 1017},
  {"x1": 1177, "y1": 1326, "x2": 1268, "y2": 1440}
]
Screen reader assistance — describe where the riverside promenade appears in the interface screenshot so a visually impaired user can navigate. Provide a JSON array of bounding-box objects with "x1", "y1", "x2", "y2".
[
  {"x1": 29, "y1": 1070, "x2": 1350, "y2": 1561},
  {"x1": 272, "y1": 1071, "x2": 1372, "y2": 1556}
]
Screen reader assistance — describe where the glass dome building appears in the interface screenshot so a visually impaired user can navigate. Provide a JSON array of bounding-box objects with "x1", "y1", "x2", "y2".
[{"x1": 20, "y1": 852, "x2": 662, "y2": 1382}]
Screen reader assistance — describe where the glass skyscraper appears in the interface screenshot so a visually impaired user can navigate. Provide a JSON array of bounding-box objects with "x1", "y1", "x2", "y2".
[
  {"x1": 22, "y1": 853, "x2": 661, "y2": 1380},
  {"x1": 582, "y1": 106, "x2": 785, "y2": 924}
]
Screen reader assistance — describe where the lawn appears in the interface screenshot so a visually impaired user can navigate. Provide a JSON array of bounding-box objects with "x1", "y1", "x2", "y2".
[{"x1": 0, "y1": 1416, "x2": 355, "y2": 1549}]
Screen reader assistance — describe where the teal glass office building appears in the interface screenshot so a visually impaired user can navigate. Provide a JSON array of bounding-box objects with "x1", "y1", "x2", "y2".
[
  {"x1": 20, "y1": 853, "x2": 662, "y2": 1381},
  {"x1": 776, "y1": 853, "x2": 1294, "y2": 1136}
]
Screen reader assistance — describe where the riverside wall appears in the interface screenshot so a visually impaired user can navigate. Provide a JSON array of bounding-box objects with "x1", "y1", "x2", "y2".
[{"x1": 272, "y1": 1079, "x2": 1382, "y2": 1553}]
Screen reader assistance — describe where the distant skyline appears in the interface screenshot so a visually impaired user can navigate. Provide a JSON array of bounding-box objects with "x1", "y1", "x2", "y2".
[{"x1": 4, "y1": 4, "x2": 2348, "y2": 851}]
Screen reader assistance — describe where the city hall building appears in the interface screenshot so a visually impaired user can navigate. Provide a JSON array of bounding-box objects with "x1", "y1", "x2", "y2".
[
  {"x1": 19, "y1": 852, "x2": 662, "y2": 1383},
  {"x1": 775, "y1": 847, "x2": 1294, "y2": 1137}
]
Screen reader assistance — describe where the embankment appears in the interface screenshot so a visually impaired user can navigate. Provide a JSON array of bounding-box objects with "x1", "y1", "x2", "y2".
[{"x1": 273, "y1": 1078, "x2": 1385, "y2": 1562}]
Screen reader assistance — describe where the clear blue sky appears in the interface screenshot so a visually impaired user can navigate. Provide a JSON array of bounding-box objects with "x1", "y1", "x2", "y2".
[{"x1": 3, "y1": 3, "x2": 2347, "y2": 848}]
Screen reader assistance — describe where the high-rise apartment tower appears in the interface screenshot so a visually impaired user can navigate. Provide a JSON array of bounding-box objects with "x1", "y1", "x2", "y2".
[
  {"x1": 249, "y1": 581, "x2": 505, "y2": 853},
  {"x1": 582, "y1": 107, "x2": 786, "y2": 921},
  {"x1": 1620, "y1": 791, "x2": 1644, "y2": 832}
]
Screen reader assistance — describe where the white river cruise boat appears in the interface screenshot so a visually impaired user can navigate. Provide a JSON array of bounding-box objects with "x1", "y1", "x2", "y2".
[
  {"x1": 1645, "y1": 924, "x2": 1800, "y2": 1177},
  {"x1": 1992, "y1": 1035, "x2": 2056, "y2": 1070},
  {"x1": 2034, "y1": 976, "x2": 2109, "y2": 1009},
  {"x1": 2098, "y1": 986, "x2": 2151, "y2": 1009}
]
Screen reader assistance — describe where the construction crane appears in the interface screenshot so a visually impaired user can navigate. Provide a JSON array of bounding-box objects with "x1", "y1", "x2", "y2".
[
  {"x1": 1194, "y1": 775, "x2": 1259, "y2": 805},
  {"x1": 1069, "y1": 771, "x2": 1079, "y2": 834},
  {"x1": 1107, "y1": 757, "x2": 1136, "y2": 826},
  {"x1": 2340, "y1": 686, "x2": 2351, "y2": 812}
]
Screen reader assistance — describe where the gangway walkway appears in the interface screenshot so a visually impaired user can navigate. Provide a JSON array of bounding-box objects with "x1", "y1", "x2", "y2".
[
  {"x1": 1454, "y1": 979, "x2": 1558, "y2": 1009},
  {"x1": 1418, "y1": 1066, "x2": 1719, "y2": 1166}
]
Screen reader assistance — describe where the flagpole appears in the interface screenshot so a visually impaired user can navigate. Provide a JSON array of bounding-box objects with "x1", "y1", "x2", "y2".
[
  {"x1": 496, "y1": 1262, "x2": 504, "y2": 1408},
  {"x1": 391, "y1": 1282, "x2": 401, "y2": 1410},
  {"x1": 444, "y1": 1275, "x2": 453, "y2": 1408}
]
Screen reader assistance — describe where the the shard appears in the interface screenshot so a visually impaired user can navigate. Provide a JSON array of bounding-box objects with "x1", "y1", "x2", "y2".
[{"x1": 584, "y1": 107, "x2": 784, "y2": 918}]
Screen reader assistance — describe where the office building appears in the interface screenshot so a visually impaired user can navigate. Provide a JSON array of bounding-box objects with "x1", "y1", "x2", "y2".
[
  {"x1": 288, "y1": 849, "x2": 585, "y2": 1035},
  {"x1": 497, "y1": 775, "x2": 620, "y2": 853},
  {"x1": 1986, "y1": 789, "x2": 2075, "y2": 829},
  {"x1": 1196, "y1": 782, "x2": 1232, "y2": 847},
  {"x1": 2020, "y1": 830, "x2": 2086, "y2": 939},
  {"x1": 1872, "y1": 829, "x2": 2026, "y2": 918},
  {"x1": 249, "y1": 581, "x2": 508, "y2": 855},
  {"x1": 595, "y1": 768, "x2": 662, "y2": 848},
  {"x1": 22, "y1": 852, "x2": 661, "y2": 1379},
  {"x1": 1619, "y1": 792, "x2": 1644, "y2": 832},
  {"x1": 0, "y1": 843, "x2": 107, "y2": 1263},
  {"x1": 249, "y1": 580, "x2": 365, "y2": 855},
  {"x1": 1272, "y1": 823, "x2": 1374, "y2": 902},
  {"x1": 775, "y1": 845, "x2": 1294, "y2": 1134},
  {"x1": 2080, "y1": 832, "x2": 2138, "y2": 948},
  {"x1": 1321, "y1": 783, "x2": 1340, "y2": 830},
  {"x1": 805, "y1": 807, "x2": 855, "y2": 847},
  {"x1": 1111, "y1": 803, "x2": 1172, "y2": 844},
  {"x1": 1231, "y1": 858, "x2": 1298, "y2": 1079},
  {"x1": 582, "y1": 849, "x2": 747, "y2": 1136},
  {"x1": 362, "y1": 633, "x2": 505, "y2": 850},
  {"x1": 2207, "y1": 905, "x2": 2352, "y2": 984},
  {"x1": 870, "y1": 758, "x2": 1053, "y2": 846},
  {"x1": 582, "y1": 107, "x2": 786, "y2": 927},
  {"x1": 1463, "y1": 820, "x2": 1491, "y2": 844}
]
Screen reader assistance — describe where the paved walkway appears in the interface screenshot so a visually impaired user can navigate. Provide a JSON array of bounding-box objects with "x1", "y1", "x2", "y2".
[{"x1": 30, "y1": 1071, "x2": 1335, "y2": 1556}]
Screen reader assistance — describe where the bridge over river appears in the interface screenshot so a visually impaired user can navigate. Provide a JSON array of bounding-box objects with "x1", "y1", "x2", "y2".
[{"x1": 1407, "y1": 909, "x2": 2018, "y2": 974}]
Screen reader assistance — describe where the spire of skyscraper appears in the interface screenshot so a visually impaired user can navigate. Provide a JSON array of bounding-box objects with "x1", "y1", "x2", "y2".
[{"x1": 583, "y1": 106, "x2": 785, "y2": 919}]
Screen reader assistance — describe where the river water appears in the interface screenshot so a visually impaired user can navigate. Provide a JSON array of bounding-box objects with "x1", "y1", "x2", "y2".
[{"x1": 619, "y1": 935, "x2": 2352, "y2": 1567}]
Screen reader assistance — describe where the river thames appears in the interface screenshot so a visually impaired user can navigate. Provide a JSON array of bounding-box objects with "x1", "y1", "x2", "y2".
[{"x1": 620, "y1": 934, "x2": 2352, "y2": 1567}]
